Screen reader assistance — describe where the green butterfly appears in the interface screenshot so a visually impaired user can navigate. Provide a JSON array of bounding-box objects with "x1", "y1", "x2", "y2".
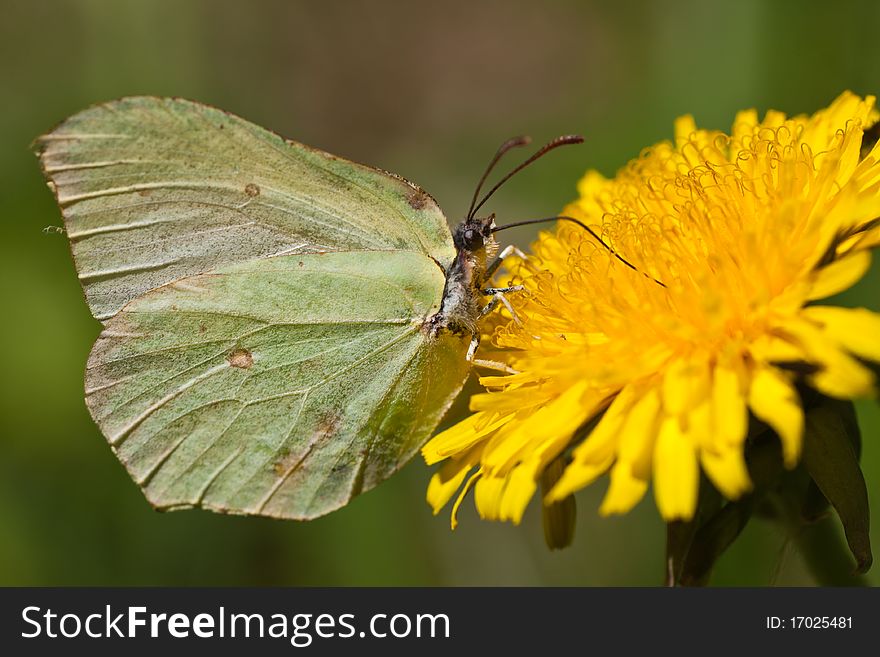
[{"x1": 35, "y1": 97, "x2": 581, "y2": 520}]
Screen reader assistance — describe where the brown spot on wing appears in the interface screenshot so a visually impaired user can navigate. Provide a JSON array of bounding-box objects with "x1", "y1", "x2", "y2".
[
  {"x1": 272, "y1": 455, "x2": 291, "y2": 477},
  {"x1": 272, "y1": 412, "x2": 343, "y2": 475},
  {"x1": 227, "y1": 347, "x2": 253, "y2": 369},
  {"x1": 407, "y1": 188, "x2": 429, "y2": 210},
  {"x1": 245, "y1": 182, "x2": 260, "y2": 197}
]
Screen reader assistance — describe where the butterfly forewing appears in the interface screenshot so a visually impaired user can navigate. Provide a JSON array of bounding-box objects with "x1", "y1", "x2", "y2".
[
  {"x1": 36, "y1": 97, "x2": 455, "y2": 320},
  {"x1": 86, "y1": 251, "x2": 470, "y2": 519}
]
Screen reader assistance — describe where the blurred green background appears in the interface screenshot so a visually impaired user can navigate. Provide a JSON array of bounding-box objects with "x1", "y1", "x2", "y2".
[{"x1": 1, "y1": 0, "x2": 878, "y2": 586}]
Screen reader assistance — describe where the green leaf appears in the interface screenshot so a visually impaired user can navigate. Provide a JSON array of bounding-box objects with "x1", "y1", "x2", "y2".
[
  {"x1": 678, "y1": 498, "x2": 753, "y2": 587},
  {"x1": 801, "y1": 396, "x2": 862, "y2": 522},
  {"x1": 801, "y1": 399, "x2": 872, "y2": 573},
  {"x1": 800, "y1": 479, "x2": 831, "y2": 523}
]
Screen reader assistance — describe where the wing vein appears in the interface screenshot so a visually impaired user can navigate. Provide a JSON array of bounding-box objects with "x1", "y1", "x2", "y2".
[{"x1": 107, "y1": 362, "x2": 231, "y2": 445}]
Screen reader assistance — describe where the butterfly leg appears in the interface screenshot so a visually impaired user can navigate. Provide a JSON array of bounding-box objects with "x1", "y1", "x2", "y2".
[
  {"x1": 466, "y1": 289, "x2": 526, "y2": 364},
  {"x1": 472, "y1": 358, "x2": 519, "y2": 374},
  {"x1": 485, "y1": 244, "x2": 528, "y2": 279},
  {"x1": 480, "y1": 290, "x2": 523, "y2": 326},
  {"x1": 466, "y1": 334, "x2": 480, "y2": 362},
  {"x1": 466, "y1": 336, "x2": 522, "y2": 373},
  {"x1": 483, "y1": 284, "x2": 524, "y2": 295}
]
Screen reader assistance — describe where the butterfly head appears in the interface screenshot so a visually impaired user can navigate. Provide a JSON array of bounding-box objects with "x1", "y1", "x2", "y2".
[{"x1": 453, "y1": 213, "x2": 497, "y2": 255}]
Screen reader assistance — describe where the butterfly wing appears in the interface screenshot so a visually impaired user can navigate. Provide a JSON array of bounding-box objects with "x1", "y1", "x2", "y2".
[
  {"x1": 86, "y1": 251, "x2": 471, "y2": 519},
  {"x1": 36, "y1": 97, "x2": 471, "y2": 518},
  {"x1": 36, "y1": 96, "x2": 455, "y2": 320}
]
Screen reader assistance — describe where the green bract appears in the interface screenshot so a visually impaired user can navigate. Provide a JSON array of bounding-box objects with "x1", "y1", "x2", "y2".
[{"x1": 37, "y1": 97, "x2": 471, "y2": 519}]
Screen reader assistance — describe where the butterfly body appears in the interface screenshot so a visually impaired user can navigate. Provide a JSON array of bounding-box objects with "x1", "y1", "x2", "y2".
[{"x1": 427, "y1": 215, "x2": 498, "y2": 337}]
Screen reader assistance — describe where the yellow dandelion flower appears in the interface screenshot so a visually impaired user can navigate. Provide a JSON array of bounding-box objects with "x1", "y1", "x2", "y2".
[{"x1": 424, "y1": 91, "x2": 880, "y2": 529}]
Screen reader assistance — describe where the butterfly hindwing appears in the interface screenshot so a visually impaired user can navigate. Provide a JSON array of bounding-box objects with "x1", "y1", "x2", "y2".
[
  {"x1": 36, "y1": 96, "x2": 456, "y2": 320},
  {"x1": 86, "y1": 251, "x2": 471, "y2": 519},
  {"x1": 36, "y1": 97, "x2": 473, "y2": 519}
]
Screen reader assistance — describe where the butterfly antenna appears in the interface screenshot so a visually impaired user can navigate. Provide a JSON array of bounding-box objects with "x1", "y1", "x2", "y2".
[
  {"x1": 492, "y1": 215, "x2": 667, "y2": 288},
  {"x1": 469, "y1": 135, "x2": 584, "y2": 220},
  {"x1": 467, "y1": 136, "x2": 532, "y2": 220}
]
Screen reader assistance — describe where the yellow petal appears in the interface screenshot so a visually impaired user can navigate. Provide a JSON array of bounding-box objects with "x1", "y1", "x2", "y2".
[
  {"x1": 427, "y1": 462, "x2": 471, "y2": 515},
  {"x1": 684, "y1": 399, "x2": 712, "y2": 451},
  {"x1": 811, "y1": 350, "x2": 876, "y2": 399},
  {"x1": 731, "y1": 108, "x2": 758, "y2": 142},
  {"x1": 422, "y1": 411, "x2": 513, "y2": 465},
  {"x1": 711, "y1": 364, "x2": 748, "y2": 447},
  {"x1": 833, "y1": 120, "x2": 863, "y2": 187},
  {"x1": 808, "y1": 250, "x2": 871, "y2": 300},
  {"x1": 652, "y1": 416, "x2": 699, "y2": 520},
  {"x1": 423, "y1": 412, "x2": 482, "y2": 464},
  {"x1": 748, "y1": 368, "x2": 803, "y2": 467},
  {"x1": 474, "y1": 474, "x2": 506, "y2": 521},
  {"x1": 748, "y1": 333, "x2": 810, "y2": 364},
  {"x1": 662, "y1": 357, "x2": 709, "y2": 416},
  {"x1": 546, "y1": 455, "x2": 614, "y2": 503},
  {"x1": 806, "y1": 191, "x2": 858, "y2": 276},
  {"x1": 548, "y1": 384, "x2": 637, "y2": 500},
  {"x1": 855, "y1": 146, "x2": 880, "y2": 190},
  {"x1": 576, "y1": 169, "x2": 609, "y2": 201},
  {"x1": 478, "y1": 371, "x2": 538, "y2": 387},
  {"x1": 426, "y1": 444, "x2": 483, "y2": 514},
  {"x1": 762, "y1": 109, "x2": 787, "y2": 127},
  {"x1": 470, "y1": 386, "x2": 544, "y2": 413},
  {"x1": 837, "y1": 225, "x2": 880, "y2": 255},
  {"x1": 499, "y1": 464, "x2": 538, "y2": 525},
  {"x1": 777, "y1": 317, "x2": 875, "y2": 398},
  {"x1": 450, "y1": 469, "x2": 482, "y2": 530},
  {"x1": 802, "y1": 306, "x2": 880, "y2": 362},
  {"x1": 617, "y1": 386, "x2": 661, "y2": 479},
  {"x1": 701, "y1": 447, "x2": 752, "y2": 499},
  {"x1": 599, "y1": 461, "x2": 648, "y2": 516},
  {"x1": 674, "y1": 114, "x2": 697, "y2": 144},
  {"x1": 482, "y1": 380, "x2": 591, "y2": 472}
]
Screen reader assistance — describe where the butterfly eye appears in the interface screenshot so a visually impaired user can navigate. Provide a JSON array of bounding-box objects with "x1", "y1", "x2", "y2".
[{"x1": 453, "y1": 223, "x2": 486, "y2": 251}]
